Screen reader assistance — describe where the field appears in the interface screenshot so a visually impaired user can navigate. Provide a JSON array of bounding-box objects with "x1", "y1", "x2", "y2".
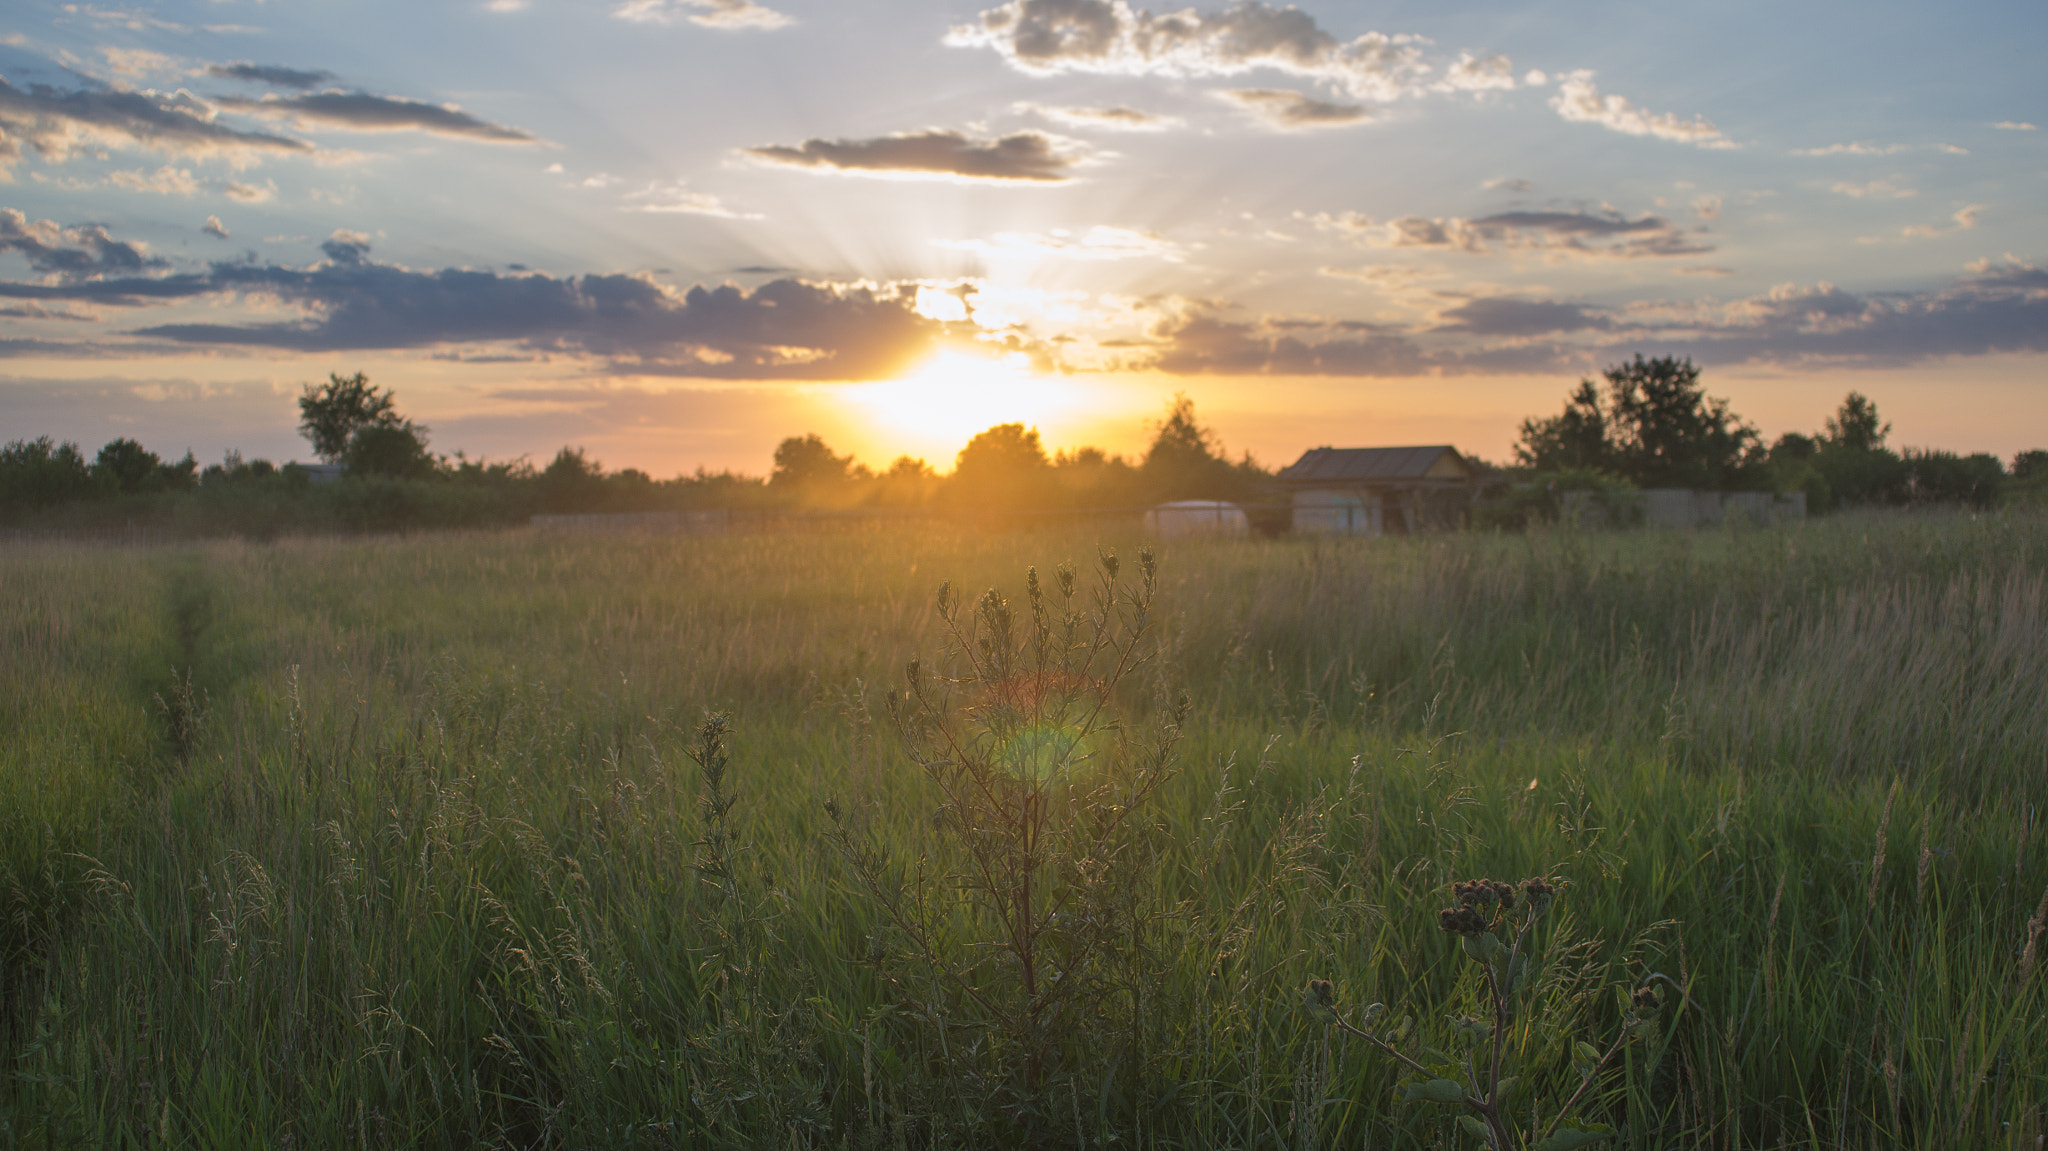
[{"x1": 3, "y1": 510, "x2": 2046, "y2": 1149}]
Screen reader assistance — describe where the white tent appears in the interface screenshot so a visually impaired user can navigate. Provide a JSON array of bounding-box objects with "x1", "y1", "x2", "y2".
[{"x1": 1143, "y1": 500, "x2": 1250, "y2": 539}]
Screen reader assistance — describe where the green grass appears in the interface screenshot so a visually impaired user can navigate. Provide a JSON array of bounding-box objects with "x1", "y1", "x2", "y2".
[{"x1": 2, "y1": 511, "x2": 2045, "y2": 1149}]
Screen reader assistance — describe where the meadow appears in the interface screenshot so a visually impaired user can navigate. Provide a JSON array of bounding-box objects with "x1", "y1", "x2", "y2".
[{"x1": 2, "y1": 509, "x2": 2045, "y2": 1149}]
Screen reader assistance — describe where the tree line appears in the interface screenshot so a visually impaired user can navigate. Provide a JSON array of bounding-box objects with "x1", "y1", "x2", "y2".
[
  {"x1": 1511, "y1": 354, "x2": 2037, "y2": 512},
  {"x1": 3, "y1": 359, "x2": 2041, "y2": 536}
]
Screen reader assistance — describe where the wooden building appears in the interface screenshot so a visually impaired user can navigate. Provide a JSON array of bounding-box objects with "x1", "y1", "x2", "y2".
[{"x1": 1275, "y1": 445, "x2": 1477, "y2": 536}]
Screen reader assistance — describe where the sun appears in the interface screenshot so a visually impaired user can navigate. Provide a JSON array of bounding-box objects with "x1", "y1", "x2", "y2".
[{"x1": 843, "y1": 349, "x2": 1081, "y2": 460}]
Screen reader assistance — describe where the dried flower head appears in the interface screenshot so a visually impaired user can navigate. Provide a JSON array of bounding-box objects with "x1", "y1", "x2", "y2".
[
  {"x1": 1453, "y1": 878, "x2": 1518, "y2": 910},
  {"x1": 1439, "y1": 905, "x2": 1490, "y2": 936}
]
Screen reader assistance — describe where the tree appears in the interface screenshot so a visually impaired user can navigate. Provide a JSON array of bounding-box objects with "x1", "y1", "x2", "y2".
[
  {"x1": 344, "y1": 423, "x2": 436, "y2": 479},
  {"x1": 873, "y1": 455, "x2": 937, "y2": 508},
  {"x1": 1811, "y1": 392, "x2": 1905, "y2": 508},
  {"x1": 1139, "y1": 394, "x2": 1259, "y2": 501},
  {"x1": 1823, "y1": 392, "x2": 1889, "y2": 452},
  {"x1": 1514, "y1": 380, "x2": 1610, "y2": 473},
  {"x1": 297, "y1": 372, "x2": 417, "y2": 463},
  {"x1": 1514, "y1": 355, "x2": 1761, "y2": 489},
  {"x1": 0, "y1": 437, "x2": 94, "y2": 515},
  {"x1": 537, "y1": 447, "x2": 607, "y2": 512},
  {"x1": 770, "y1": 434, "x2": 863, "y2": 494},
  {"x1": 950, "y1": 423, "x2": 1052, "y2": 511},
  {"x1": 93, "y1": 438, "x2": 163, "y2": 493}
]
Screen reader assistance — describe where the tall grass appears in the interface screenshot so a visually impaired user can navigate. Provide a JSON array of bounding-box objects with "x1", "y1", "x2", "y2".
[{"x1": 2, "y1": 509, "x2": 2044, "y2": 1148}]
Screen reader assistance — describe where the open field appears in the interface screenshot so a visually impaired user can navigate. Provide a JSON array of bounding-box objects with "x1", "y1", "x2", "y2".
[{"x1": 4, "y1": 511, "x2": 2047, "y2": 1149}]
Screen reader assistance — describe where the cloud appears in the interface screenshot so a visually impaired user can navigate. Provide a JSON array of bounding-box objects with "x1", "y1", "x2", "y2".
[
  {"x1": 934, "y1": 225, "x2": 1186, "y2": 262},
  {"x1": 1438, "y1": 52, "x2": 1516, "y2": 92},
  {"x1": 223, "y1": 179, "x2": 276, "y2": 202},
  {"x1": 0, "y1": 75, "x2": 309, "y2": 171},
  {"x1": 1013, "y1": 101, "x2": 1179, "y2": 131},
  {"x1": 1483, "y1": 177, "x2": 1532, "y2": 193},
  {"x1": 1993, "y1": 121, "x2": 2037, "y2": 131},
  {"x1": 1432, "y1": 296, "x2": 1610, "y2": 336},
  {"x1": 1829, "y1": 178, "x2": 1916, "y2": 199},
  {"x1": 744, "y1": 129, "x2": 1083, "y2": 182},
  {"x1": 99, "y1": 47, "x2": 178, "y2": 79},
  {"x1": 214, "y1": 92, "x2": 539, "y2": 143},
  {"x1": 1142, "y1": 308, "x2": 1430, "y2": 376},
  {"x1": 0, "y1": 226, "x2": 942, "y2": 378},
  {"x1": 1136, "y1": 258, "x2": 2048, "y2": 376},
  {"x1": 1315, "y1": 208, "x2": 1712, "y2": 259},
  {"x1": 1792, "y1": 141, "x2": 1907, "y2": 156},
  {"x1": 0, "y1": 207, "x2": 167, "y2": 277},
  {"x1": 622, "y1": 181, "x2": 762, "y2": 219},
  {"x1": 612, "y1": 0, "x2": 794, "y2": 30},
  {"x1": 1216, "y1": 88, "x2": 1370, "y2": 129},
  {"x1": 1551, "y1": 71, "x2": 1731, "y2": 148},
  {"x1": 108, "y1": 164, "x2": 201, "y2": 195},
  {"x1": 1896, "y1": 204, "x2": 1984, "y2": 240},
  {"x1": 948, "y1": 0, "x2": 1450, "y2": 102},
  {"x1": 201, "y1": 214, "x2": 228, "y2": 239},
  {"x1": 205, "y1": 62, "x2": 338, "y2": 90}
]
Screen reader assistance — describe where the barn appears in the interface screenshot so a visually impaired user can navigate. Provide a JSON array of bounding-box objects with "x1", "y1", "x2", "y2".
[{"x1": 1276, "y1": 445, "x2": 1477, "y2": 536}]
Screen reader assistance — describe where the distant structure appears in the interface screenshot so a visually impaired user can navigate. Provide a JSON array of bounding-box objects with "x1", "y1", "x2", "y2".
[
  {"x1": 294, "y1": 463, "x2": 345, "y2": 484},
  {"x1": 1143, "y1": 499, "x2": 1250, "y2": 539},
  {"x1": 1276, "y1": 445, "x2": 1477, "y2": 536}
]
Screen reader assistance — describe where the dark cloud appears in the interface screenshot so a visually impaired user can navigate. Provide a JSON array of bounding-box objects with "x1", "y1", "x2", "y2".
[
  {"x1": 1135, "y1": 259, "x2": 2048, "y2": 376},
  {"x1": 1367, "y1": 209, "x2": 1712, "y2": 259},
  {"x1": 0, "y1": 76, "x2": 308, "y2": 168},
  {"x1": 205, "y1": 62, "x2": 337, "y2": 90},
  {"x1": 214, "y1": 92, "x2": 539, "y2": 143},
  {"x1": 0, "y1": 232, "x2": 942, "y2": 378},
  {"x1": 745, "y1": 129, "x2": 1078, "y2": 181},
  {"x1": 0, "y1": 208, "x2": 167, "y2": 277},
  {"x1": 321, "y1": 229, "x2": 372, "y2": 265},
  {"x1": 1145, "y1": 311, "x2": 1429, "y2": 376},
  {"x1": 1433, "y1": 297, "x2": 1611, "y2": 336}
]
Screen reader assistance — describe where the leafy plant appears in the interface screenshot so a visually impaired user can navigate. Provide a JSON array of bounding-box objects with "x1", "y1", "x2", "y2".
[
  {"x1": 1304, "y1": 876, "x2": 1682, "y2": 1150},
  {"x1": 826, "y1": 549, "x2": 1186, "y2": 1127}
]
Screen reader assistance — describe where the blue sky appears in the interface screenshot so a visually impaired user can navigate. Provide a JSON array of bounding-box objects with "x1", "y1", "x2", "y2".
[{"x1": 1, "y1": 0, "x2": 2042, "y2": 473}]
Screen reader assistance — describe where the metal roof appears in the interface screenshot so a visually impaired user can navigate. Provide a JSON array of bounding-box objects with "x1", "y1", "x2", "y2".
[{"x1": 1275, "y1": 445, "x2": 1469, "y2": 484}]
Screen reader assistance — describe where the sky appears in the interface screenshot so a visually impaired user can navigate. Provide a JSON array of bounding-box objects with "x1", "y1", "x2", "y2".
[{"x1": 1, "y1": 0, "x2": 2043, "y2": 475}]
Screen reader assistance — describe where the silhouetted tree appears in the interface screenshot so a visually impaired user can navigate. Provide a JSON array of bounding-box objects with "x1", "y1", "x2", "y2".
[
  {"x1": 769, "y1": 433, "x2": 873, "y2": 507},
  {"x1": 950, "y1": 422, "x2": 1052, "y2": 511},
  {"x1": 2013, "y1": 450, "x2": 2048, "y2": 481},
  {"x1": 537, "y1": 447, "x2": 607, "y2": 512},
  {"x1": 1138, "y1": 394, "x2": 1264, "y2": 501},
  {"x1": 1515, "y1": 355, "x2": 1761, "y2": 489},
  {"x1": 1823, "y1": 392, "x2": 1889, "y2": 452},
  {"x1": 873, "y1": 455, "x2": 937, "y2": 508},
  {"x1": 0, "y1": 437, "x2": 94, "y2": 517},
  {"x1": 1809, "y1": 392, "x2": 1906, "y2": 508},
  {"x1": 344, "y1": 424, "x2": 436, "y2": 479},
  {"x1": 1515, "y1": 381, "x2": 1611, "y2": 473},
  {"x1": 1052, "y1": 446, "x2": 1140, "y2": 508},
  {"x1": 93, "y1": 438, "x2": 163, "y2": 493},
  {"x1": 298, "y1": 372, "x2": 425, "y2": 466}
]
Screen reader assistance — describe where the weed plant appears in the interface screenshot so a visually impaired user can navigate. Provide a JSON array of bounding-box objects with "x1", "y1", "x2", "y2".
[{"x1": 0, "y1": 508, "x2": 2044, "y2": 1147}]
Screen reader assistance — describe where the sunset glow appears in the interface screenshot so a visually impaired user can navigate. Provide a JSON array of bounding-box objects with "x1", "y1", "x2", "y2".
[
  {"x1": 845, "y1": 350, "x2": 1082, "y2": 460},
  {"x1": 0, "y1": 0, "x2": 2040, "y2": 472}
]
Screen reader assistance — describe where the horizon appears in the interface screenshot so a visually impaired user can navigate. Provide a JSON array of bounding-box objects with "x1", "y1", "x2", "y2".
[{"x1": 1, "y1": 0, "x2": 2043, "y2": 475}]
